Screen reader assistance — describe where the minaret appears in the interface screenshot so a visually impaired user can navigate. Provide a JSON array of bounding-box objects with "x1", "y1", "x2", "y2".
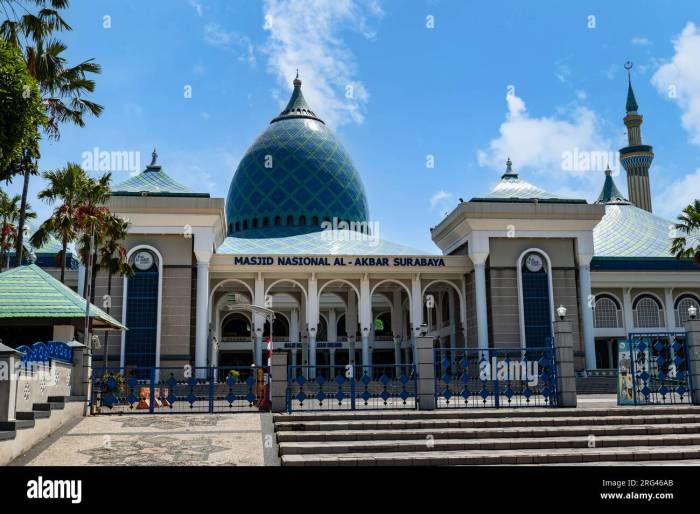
[{"x1": 619, "y1": 62, "x2": 654, "y2": 212}]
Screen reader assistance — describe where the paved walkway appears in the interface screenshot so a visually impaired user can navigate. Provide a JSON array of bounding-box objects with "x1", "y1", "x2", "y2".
[{"x1": 13, "y1": 413, "x2": 270, "y2": 466}]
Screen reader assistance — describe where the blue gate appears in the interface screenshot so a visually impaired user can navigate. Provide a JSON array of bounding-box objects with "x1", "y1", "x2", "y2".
[
  {"x1": 435, "y1": 346, "x2": 558, "y2": 408},
  {"x1": 91, "y1": 366, "x2": 269, "y2": 414},
  {"x1": 624, "y1": 333, "x2": 694, "y2": 405},
  {"x1": 286, "y1": 364, "x2": 417, "y2": 412}
]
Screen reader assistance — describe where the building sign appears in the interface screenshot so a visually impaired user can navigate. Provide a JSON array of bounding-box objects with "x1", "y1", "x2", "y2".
[
  {"x1": 133, "y1": 251, "x2": 154, "y2": 271},
  {"x1": 283, "y1": 342, "x2": 342, "y2": 349},
  {"x1": 233, "y1": 256, "x2": 446, "y2": 267}
]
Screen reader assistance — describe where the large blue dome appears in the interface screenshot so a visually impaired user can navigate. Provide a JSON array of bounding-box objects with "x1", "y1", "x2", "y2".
[{"x1": 226, "y1": 76, "x2": 370, "y2": 237}]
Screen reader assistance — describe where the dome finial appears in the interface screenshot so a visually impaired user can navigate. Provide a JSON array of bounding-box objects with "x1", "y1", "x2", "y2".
[
  {"x1": 151, "y1": 147, "x2": 158, "y2": 166},
  {"x1": 605, "y1": 163, "x2": 612, "y2": 176},
  {"x1": 501, "y1": 157, "x2": 518, "y2": 179},
  {"x1": 293, "y1": 69, "x2": 301, "y2": 87},
  {"x1": 624, "y1": 60, "x2": 638, "y2": 113}
]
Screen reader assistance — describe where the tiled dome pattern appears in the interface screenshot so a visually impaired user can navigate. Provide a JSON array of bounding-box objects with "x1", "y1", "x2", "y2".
[{"x1": 226, "y1": 117, "x2": 370, "y2": 237}]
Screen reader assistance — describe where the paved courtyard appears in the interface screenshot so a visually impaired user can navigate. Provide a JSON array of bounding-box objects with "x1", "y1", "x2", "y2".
[{"x1": 14, "y1": 413, "x2": 271, "y2": 466}]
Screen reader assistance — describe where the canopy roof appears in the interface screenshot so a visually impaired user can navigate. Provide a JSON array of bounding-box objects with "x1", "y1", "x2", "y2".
[
  {"x1": 112, "y1": 149, "x2": 209, "y2": 198},
  {"x1": 0, "y1": 265, "x2": 126, "y2": 330},
  {"x1": 218, "y1": 227, "x2": 429, "y2": 255}
]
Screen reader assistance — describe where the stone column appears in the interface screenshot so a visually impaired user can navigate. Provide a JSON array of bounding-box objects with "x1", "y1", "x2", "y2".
[
  {"x1": 308, "y1": 335, "x2": 317, "y2": 379},
  {"x1": 270, "y1": 352, "x2": 289, "y2": 413},
  {"x1": 0, "y1": 344, "x2": 21, "y2": 421},
  {"x1": 290, "y1": 308, "x2": 299, "y2": 343},
  {"x1": 664, "y1": 288, "x2": 676, "y2": 330},
  {"x1": 253, "y1": 273, "x2": 265, "y2": 367},
  {"x1": 328, "y1": 308, "x2": 337, "y2": 342},
  {"x1": 360, "y1": 274, "x2": 371, "y2": 370},
  {"x1": 195, "y1": 260, "x2": 210, "y2": 377},
  {"x1": 552, "y1": 320, "x2": 577, "y2": 407},
  {"x1": 578, "y1": 261, "x2": 596, "y2": 370},
  {"x1": 67, "y1": 340, "x2": 88, "y2": 398},
  {"x1": 415, "y1": 336, "x2": 435, "y2": 410},
  {"x1": 684, "y1": 319, "x2": 700, "y2": 405},
  {"x1": 473, "y1": 261, "x2": 489, "y2": 350},
  {"x1": 329, "y1": 348, "x2": 335, "y2": 368}
]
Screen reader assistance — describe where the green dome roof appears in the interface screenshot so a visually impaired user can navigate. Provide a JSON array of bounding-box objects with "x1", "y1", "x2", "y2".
[{"x1": 226, "y1": 76, "x2": 369, "y2": 237}]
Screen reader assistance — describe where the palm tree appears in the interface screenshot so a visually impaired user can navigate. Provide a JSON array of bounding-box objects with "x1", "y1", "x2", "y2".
[
  {"x1": 0, "y1": 188, "x2": 35, "y2": 269},
  {"x1": 30, "y1": 162, "x2": 86, "y2": 282},
  {"x1": 97, "y1": 213, "x2": 132, "y2": 366},
  {"x1": 73, "y1": 172, "x2": 111, "y2": 303},
  {"x1": 671, "y1": 200, "x2": 700, "y2": 266},
  {"x1": 1, "y1": 1, "x2": 103, "y2": 266}
]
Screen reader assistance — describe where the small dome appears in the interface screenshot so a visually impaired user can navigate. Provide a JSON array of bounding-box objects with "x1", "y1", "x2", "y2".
[{"x1": 226, "y1": 75, "x2": 369, "y2": 237}]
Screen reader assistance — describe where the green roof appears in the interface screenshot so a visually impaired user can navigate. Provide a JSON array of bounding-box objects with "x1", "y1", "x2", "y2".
[
  {"x1": 112, "y1": 151, "x2": 209, "y2": 197},
  {"x1": 595, "y1": 169, "x2": 627, "y2": 203},
  {"x1": 0, "y1": 265, "x2": 126, "y2": 330},
  {"x1": 473, "y1": 159, "x2": 584, "y2": 203},
  {"x1": 593, "y1": 203, "x2": 700, "y2": 258}
]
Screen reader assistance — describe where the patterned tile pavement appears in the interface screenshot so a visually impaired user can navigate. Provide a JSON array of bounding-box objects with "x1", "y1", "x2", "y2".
[{"x1": 23, "y1": 414, "x2": 266, "y2": 466}]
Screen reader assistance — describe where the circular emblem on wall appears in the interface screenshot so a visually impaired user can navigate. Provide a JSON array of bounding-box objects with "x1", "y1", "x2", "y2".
[
  {"x1": 525, "y1": 253, "x2": 544, "y2": 272},
  {"x1": 133, "y1": 251, "x2": 154, "y2": 271}
]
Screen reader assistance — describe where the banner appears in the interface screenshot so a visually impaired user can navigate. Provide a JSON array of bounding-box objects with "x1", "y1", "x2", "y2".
[{"x1": 616, "y1": 339, "x2": 635, "y2": 405}]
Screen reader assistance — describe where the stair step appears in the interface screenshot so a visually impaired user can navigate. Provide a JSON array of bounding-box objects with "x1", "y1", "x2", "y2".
[
  {"x1": 16, "y1": 410, "x2": 50, "y2": 420},
  {"x1": 0, "y1": 419, "x2": 35, "y2": 431},
  {"x1": 279, "y1": 434, "x2": 700, "y2": 455},
  {"x1": 276, "y1": 422, "x2": 700, "y2": 443},
  {"x1": 33, "y1": 402, "x2": 64, "y2": 411},
  {"x1": 47, "y1": 396, "x2": 66, "y2": 404},
  {"x1": 0, "y1": 430, "x2": 16, "y2": 442},
  {"x1": 273, "y1": 405, "x2": 699, "y2": 423},
  {"x1": 281, "y1": 445, "x2": 700, "y2": 466},
  {"x1": 275, "y1": 413, "x2": 700, "y2": 433}
]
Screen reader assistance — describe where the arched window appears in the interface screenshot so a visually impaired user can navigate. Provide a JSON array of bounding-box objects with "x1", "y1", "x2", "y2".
[
  {"x1": 675, "y1": 294, "x2": 700, "y2": 325},
  {"x1": 312, "y1": 216, "x2": 319, "y2": 227},
  {"x1": 518, "y1": 250, "x2": 553, "y2": 348},
  {"x1": 242, "y1": 220, "x2": 248, "y2": 230},
  {"x1": 593, "y1": 295, "x2": 623, "y2": 328},
  {"x1": 274, "y1": 216, "x2": 281, "y2": 226},
  {"x1": 299, "y1": 215, "x2": 306, "y2": 226},
  {"x1": 287, "y1": 215, "x2": 294, "y2": 226},
  {"x1": 252, "y1": 218, "x2": 258, "y2": 229},
  {"x1": 633, "y1": 294, "x2": 664, "y2": 328},
  {"x1": 234, "y1": 222, "x2": 240, "y2": 232},
  {"x1": 124, "y1": 248, "x2": 160, "y2": 372},
  {"x1": 263, "y1": 217, "x2": 269, "y2": 227}
]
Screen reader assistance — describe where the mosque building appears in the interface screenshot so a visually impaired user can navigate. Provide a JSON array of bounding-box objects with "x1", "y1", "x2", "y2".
[{"x1": 19, "y1": 72, "x2": 700, "y2": 374}]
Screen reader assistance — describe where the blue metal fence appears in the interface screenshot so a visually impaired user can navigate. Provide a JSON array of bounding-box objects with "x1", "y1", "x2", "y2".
[
  {"x1": 91, "y1": 366, "x2": 269, "y2": 414},
  {"x1": 627, "y1": 333, "x2": 693, "y2": 405},
  {"x1": 435, "y1": 346, "x2": 558, "y2": 408},
  {"x1": 286, "y1": 364, "x2": 417, "y2": 412}
]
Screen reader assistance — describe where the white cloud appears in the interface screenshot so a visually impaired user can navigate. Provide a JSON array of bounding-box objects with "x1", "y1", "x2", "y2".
[
  {"x1": 554, "y1": 62, "x2": 571, "y2": 84},
  {"x1": 430, "y1": 190, "x2": 452, "y2": 208},
  {"x1": 656, "y1": 168, "x2": 700, "y2": 219},
  {"x1": 631, "y1": 37, "x2": 651, "y2": 46},
  {"x1": 204, "y1": 23, "x2": 256, "y2": 65},
  {"x1": 262, "y1": 0, "x2": 384, "y2": 127},
  {"x1": 477, "y1": 91, "x2": 613, "y2": 180},
  {"x1": 188, "y1": 0, "x2": 203, "y2": 17},
  {"x1": 651, "y1": 22, "x2": 700, "y2": 146}
]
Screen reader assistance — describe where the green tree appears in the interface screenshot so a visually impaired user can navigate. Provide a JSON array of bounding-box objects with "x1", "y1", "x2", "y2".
[
  {"x1": 671, "y1": 200, "x2": 700, "y2": 266},
  {"x1": 29, "y1": 162, "x2": 86, "y2": 282},
  {"x1": 1, "y1": 0, "x2": 103, "y2": 266},
  {"x1": 97, "y1": 213, "x2": 132, "y2": 366},
  {"x1": 0, "y1": 187, "x2": 35, "y2": 268},
  {"x1": 0, "y1": 39, "x2": 42, "y2": 174}
]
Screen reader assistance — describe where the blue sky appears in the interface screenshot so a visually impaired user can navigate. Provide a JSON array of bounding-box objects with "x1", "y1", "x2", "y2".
[{"x1": 5, "y1": 0, "x2": 700, "y2": 252}]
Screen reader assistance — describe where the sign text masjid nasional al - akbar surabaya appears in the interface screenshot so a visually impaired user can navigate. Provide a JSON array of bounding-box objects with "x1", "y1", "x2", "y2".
[{"x1": 233, "y1": 256, "x2": 446, "y2": 267}]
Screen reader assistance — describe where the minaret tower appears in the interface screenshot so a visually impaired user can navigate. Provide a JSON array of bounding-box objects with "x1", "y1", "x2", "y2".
[{"x1": 619, "y1": 61, "x2": 654, "y2": 212}]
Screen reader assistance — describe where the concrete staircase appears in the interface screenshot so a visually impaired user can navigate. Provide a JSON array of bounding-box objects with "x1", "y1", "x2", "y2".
[
  {"x1": 274, "y1": 405, "x2": 700, "y2": 465},
  {"x1": 576, "y1": 376, "x2": 617, "y2": 394}
]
